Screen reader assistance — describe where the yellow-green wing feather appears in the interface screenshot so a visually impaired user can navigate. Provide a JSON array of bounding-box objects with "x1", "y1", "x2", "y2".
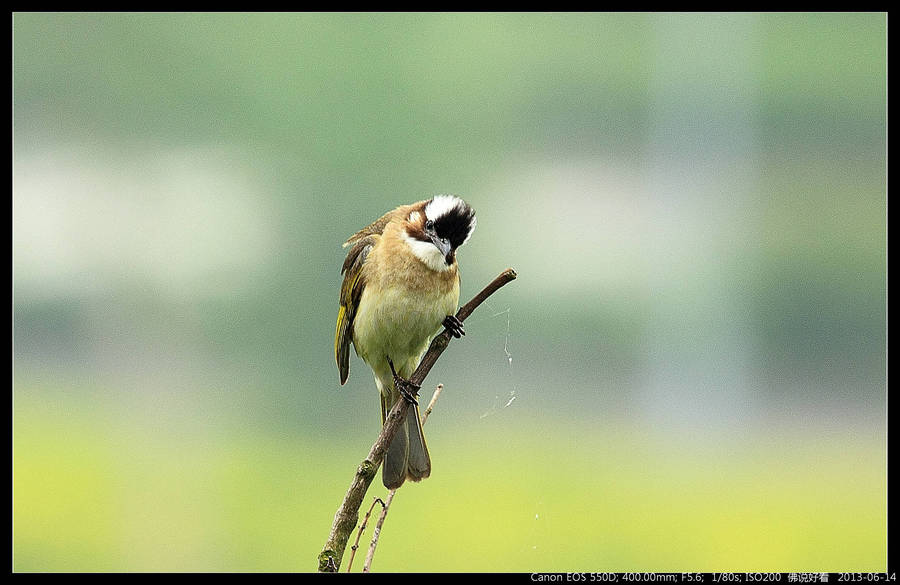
[{"x1": 335, "y1": 235, "x2": 377, "y2": 384}]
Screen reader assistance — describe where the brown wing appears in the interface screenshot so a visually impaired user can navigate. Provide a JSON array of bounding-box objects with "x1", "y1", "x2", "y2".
[
  {"x1": 342, "y1": 203, "x2": 420, "y2": 248},
  {"x1": 334, "y1": 234, "x2": 377, "y2": 384},
  {"x1": 343, "y1": 210, "x2": 393, "y2": 249}
]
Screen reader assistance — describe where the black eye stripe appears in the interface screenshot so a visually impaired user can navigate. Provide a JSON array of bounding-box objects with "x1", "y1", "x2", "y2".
[{"x1": 431, "y1": 204, "x2": 476, "y2": 248}]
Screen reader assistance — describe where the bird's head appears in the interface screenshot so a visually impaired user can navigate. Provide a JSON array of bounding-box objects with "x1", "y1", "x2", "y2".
[{"x1": 403, "y1": 195, "x2": 477, "y2": 271}]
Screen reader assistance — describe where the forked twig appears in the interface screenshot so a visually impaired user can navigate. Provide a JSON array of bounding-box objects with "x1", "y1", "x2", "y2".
[
  {"x1": 361, "y1": 384, "x2": 444, "y2": 572},
  {"x1": 362, "y1": 489, "x2": 397, "y2": 572},
  {"x1": 345, "y1": 497, "x2": 384, "y2": 572}
]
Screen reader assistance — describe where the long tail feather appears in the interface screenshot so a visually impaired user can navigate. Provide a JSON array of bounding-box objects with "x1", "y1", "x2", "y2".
[
  {"x1": 381, "y1": 391, "x2": 409, "y2": 490},
  {"x1": 405, "y1": 403, "x2": 431, "y2": 482}
]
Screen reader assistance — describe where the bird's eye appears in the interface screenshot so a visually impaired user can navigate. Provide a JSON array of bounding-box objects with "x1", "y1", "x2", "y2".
[{"x1": 425, "y1": 220, "x2": 434, "y2": 230}]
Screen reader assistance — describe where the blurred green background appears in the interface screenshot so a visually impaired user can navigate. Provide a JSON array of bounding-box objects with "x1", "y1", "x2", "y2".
[{"x1": 13, "y1": 12, "x2": 886, "y2": 572}]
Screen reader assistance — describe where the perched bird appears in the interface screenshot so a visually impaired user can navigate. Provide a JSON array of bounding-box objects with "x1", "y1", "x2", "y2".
[{"x1": 335, "y1": 195, "x2": 477, "y2": 489}]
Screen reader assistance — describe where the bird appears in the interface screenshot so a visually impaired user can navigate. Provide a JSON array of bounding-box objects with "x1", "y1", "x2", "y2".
[{"x1": 335, "y1": 195, "x2": 477, "y2": 489}]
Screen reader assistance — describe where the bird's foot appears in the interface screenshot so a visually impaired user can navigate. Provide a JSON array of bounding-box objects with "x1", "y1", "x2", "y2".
[
  {"x1": 387, "y1": 357, "x2": 419, "y2": 405},
  {"x1": 443, "y1": 314, "x2": 465, "y2": 338}
]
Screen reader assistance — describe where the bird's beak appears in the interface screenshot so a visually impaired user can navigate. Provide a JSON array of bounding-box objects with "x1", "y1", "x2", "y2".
[{"x1": 430, "y1": 235, "x2": 453, "y2": 264}]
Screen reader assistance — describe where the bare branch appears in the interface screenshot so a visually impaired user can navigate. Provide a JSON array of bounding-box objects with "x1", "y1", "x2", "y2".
[
  {"x1": 317, "y1": 268, "x2": 517, "y2": 572},
  {"x1": 421, "y1": 383, "x2": 443, "y2": 425},
  {"x1": 346, "y1": 497, "x2": 384, "y2": 572},
  {"x1": 362, "y1": 488, "x2": 396, "y2": 572}
]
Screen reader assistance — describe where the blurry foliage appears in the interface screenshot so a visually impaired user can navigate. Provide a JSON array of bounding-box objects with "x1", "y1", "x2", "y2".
[{"x1": 13, "y1": 12, "x2": 886, "y2": 571}]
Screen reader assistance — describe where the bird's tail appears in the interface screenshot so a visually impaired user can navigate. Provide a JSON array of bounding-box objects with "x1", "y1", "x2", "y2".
[{"x1": 381, "y1": 390, "x2": 431, "y2": 490}]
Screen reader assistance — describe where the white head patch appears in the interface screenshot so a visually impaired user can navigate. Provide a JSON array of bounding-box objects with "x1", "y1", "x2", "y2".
[{"x1": 424, "y1": 195, "x2": 464, "y2": 222}]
